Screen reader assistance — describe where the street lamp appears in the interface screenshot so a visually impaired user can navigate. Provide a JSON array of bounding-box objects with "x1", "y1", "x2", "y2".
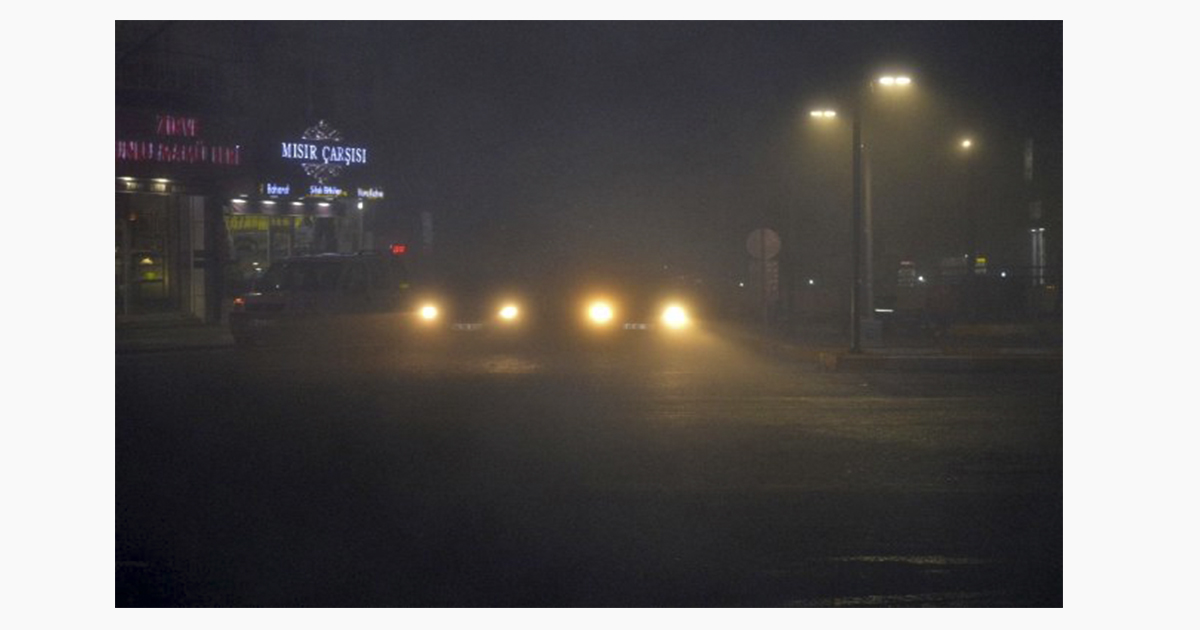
[
  {"x1": 957, "y1": 135, "x2": 978, "y2": 275},
  {"x1": 848, "y1": 74, "x2": 913, "y2": 352},
  {"x1": 805, "y1": 74, "x2": 912, "y2": 352}
]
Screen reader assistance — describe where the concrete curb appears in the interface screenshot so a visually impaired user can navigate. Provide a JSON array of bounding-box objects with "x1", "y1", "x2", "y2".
[
  {"x1": 116, "y1": 342, "x2": 234, "y2": 355},
  {"x1": 709, "y1": 322, "x2": 1061, "y2": 373},
  {"x1": 116, "y1": 325, "x2": 235, "y2": 355},
  {"x1": 816, "y1": 351, "x2": 1061, "y2": 373}
]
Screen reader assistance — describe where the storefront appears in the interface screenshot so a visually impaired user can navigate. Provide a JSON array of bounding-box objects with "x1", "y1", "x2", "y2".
[
  {"x1": 220, "y1": 119, "x2": 387, "y2": 298},
  {"x1": 116, "y1": 111, "x2": 249, "y2": 322},
  {"x1": 117, "y1": 113, "x2": 388, "y2": 322}
]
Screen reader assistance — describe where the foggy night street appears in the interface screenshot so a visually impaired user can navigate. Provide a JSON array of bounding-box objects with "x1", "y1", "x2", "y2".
[
  {"x1": 109, "y1": 21, "x2": 1065, "y2": 607},
  {"x1": 116, "y1": 331, "x2": 1061, "y2": 607}
]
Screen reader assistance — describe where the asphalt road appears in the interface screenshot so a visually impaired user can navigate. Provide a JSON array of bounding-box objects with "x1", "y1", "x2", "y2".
[{"x1": 116, "y1": 327, "x2": 1062, "y2": 606}]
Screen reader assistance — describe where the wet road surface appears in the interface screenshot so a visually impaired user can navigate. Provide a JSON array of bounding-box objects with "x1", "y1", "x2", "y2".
[{"x1": 116, "y1": 328, "x2": 1062, "y2": 606}]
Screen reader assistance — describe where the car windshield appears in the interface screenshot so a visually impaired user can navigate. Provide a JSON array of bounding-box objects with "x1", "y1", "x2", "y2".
[{"x1": 257, "y1": 260, "x2": 343, "y2": 293}]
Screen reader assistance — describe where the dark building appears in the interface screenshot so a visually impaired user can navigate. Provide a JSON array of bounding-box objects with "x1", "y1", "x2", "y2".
[{"x1": 116, "y1": 22, "x2": 393, "y2": 323}]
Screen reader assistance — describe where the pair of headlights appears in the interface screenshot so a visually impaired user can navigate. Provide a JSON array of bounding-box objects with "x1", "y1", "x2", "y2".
[
  {"x1": 587, "y1": 301, "x2": 690, "y2": 330},
  {"x1": 417, "y1": 303, "x2": 520, "y2": 323},
  {"x1": 416, "y1": 301, "x2": 690, "y2": 329}
]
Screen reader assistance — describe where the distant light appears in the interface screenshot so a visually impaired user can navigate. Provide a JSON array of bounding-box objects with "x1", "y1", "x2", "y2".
[
  {"x1": 231, "y1": 199, "x2": 246, "y2": 204},
  {"x1": 588, "y1": 302, "x2": 614, "y2": 325},
  {"x1": 895, "y1": 76, "x2": 912, "y2": 86},
  {"x1": 879, "y1": 76, "x2": 896, "y2": 86},
  {"x1": 662, "y1": 305, "x2": 689, "y2": 329},
  {"x1": 390, "y1": 243, "x2": 407, "y2": 256},
  {"x1": 961, "y1": 139, "x2": 973, "y2": 149},
  {"x1": 357, "y1": 201, "x2": 364, "y2": 210},
  {"x1": 291, "y1": 201, "x2": 304, "y2": 206},
  {"x1": 807, "y1": 279, "x2": 815, "y2": 286},
  {"x1": 139, "y1": 256, "x2": 153, "y2": 265},
  {"x1": 499, "y1": 305, "x2": 519, "y2": 321},
  {"x1": 874, "y1": 308, "x2": 894, "y2": 314},
  {"x1": 738, "y1": 282, "x2": 745, "y2": 288},
  {"x1": 810, "y1": 110, "x2": 837, "y2": 118},
  {"x1": 1001, "y1": 271, "x2": 1008, "y2": 278},
  {"x1": 420, "y1": 305, "x2": 439, "y2": 321},
  {"x1": 918, "y1": 276, "x2": 926, "y2": 283},
  {"x1": 263, "y1": 200, "x2": 276, "y2": 205}
]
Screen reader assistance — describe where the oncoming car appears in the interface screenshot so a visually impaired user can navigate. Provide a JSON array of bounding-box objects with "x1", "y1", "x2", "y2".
[
  {"x1": 229, "y1": 251, "x2": 417, "y2": 347},
  {"x1": 488, "y1": 269, "x2": 704, "y2": 340}
]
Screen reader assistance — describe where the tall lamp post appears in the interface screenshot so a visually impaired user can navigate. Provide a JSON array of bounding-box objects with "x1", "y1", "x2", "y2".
[
  {"x1": 807, "y1": 108, "x2": 867, "y2": 350},
  {"x1": 808, "y1": 74, "x2": 912, "y2": 353},
  {"x1": 850, "y1": 74, "x2": 912, "y2": 353},
  {"x1": 958, "y1": 137, "x2": 976, "y2": 272}
]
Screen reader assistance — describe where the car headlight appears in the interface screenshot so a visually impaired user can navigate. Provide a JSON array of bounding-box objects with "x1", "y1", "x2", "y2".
[
  {"x1": 498, "y1": 304, "x2": 520, "y2": 321},
  {"x1": 588, "y1": 301, "x2": 615, "y2": 325},
  {"x1": 661, "y1": 304, "x2": 689, "y2": 329},
  {"x1": 419, "y1": 304, "x2": 439, "y2": 321}
]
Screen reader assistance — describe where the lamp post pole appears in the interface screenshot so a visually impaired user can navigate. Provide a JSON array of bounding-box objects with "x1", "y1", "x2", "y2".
[
  {"x1": 811, "y1": 73, "x2": 910, "y2": 354},
  {"x1": 850, "y1": 106, "x2": 864, "y2": 353},
  {"x1": 851, "y1": 74, "x2": 911, "y2": 353}
]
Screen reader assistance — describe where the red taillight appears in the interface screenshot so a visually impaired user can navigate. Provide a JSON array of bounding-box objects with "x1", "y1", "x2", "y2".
[
  {"x1": 233, "y1": 297, "x2": 246, "y2": 311},
  {"x1": 390, "y1": 243, "x2": 407, "y2": 256}
]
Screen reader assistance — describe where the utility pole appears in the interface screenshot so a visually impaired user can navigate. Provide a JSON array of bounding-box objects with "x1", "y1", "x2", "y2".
[{"x1": 850, "y1": 105, "x2": 863, "y2": 353}]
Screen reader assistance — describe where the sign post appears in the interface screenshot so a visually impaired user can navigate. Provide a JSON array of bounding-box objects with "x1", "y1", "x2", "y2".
[{"x1": 747, "y1": 228, "x2": 781, "y2": 330}]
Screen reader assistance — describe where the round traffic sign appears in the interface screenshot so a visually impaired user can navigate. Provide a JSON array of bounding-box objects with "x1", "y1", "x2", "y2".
[{"x1": 746, "y1": 228, "x2": 781, "y2": 260}]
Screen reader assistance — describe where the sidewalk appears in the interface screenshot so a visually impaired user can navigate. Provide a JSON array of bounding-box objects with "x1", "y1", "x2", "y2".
[
  {"x1": 116, "y1": 314, "x2": 234, "y2": 354},
  {"x1": 814, "y1": 347, "x2": 1061, "y2": 373},
  {"x1": 714, "y1": 321, "x2": 1062, "y2": 373}
]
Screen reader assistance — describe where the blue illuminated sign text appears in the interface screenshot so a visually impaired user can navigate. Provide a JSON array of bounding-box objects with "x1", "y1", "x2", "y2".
[{"x1": 282, "y1": 142, "x2": 368, "y2": 166}]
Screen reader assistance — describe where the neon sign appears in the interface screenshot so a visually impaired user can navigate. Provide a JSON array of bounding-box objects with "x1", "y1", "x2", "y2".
[
  {"x1": 281, "y1": 143, "x2": 367, "y2": 166},
  {"x1": 282, "y1": 120, "x2": 368, "y2": 184},
  {"x1": 264, "y1": 183, "x2": 290, "y2": 196},
  {"x1": 117, "y1": 113, "x2": 240, "y2": 166},
  {"x1": 156, "y1": 115, "x2": 199, "y2": 137},
  {"x1": 308, "y1": 184, "x2": 345, "y2": 197},
  {"x1": 116, "y1": 141, "x2": 241, "y2": 165},
  {"x1": 357, "y1": 187, "x2": 384, "y2": 200}
]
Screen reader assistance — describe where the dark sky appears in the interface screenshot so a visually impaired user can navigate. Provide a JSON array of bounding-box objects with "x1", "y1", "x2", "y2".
[{"x1": 130, "y1": 21, "x2": 1063, "y2": 287}]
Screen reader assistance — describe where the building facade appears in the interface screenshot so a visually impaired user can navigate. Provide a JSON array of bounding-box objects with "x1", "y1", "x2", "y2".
[{"x1": 117, "y1": 22, "x2": 390, "y2": 323}]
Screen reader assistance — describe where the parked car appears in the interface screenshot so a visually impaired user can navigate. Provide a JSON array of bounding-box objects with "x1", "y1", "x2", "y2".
[{"x1": 229, "y1": 251, "x2": 421, "y2": 347}]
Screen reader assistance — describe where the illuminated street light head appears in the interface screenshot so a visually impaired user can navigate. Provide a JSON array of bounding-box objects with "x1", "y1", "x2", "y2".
[
  {"x1": 961, "y1": 138, "x2": 974, "y2": 150},
  {"x1": 809, "y1": 109, "x2": 838, "y2": 119},
  {"x1": 878, "y1": 75, "x2": 913, "y2": 87}
]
